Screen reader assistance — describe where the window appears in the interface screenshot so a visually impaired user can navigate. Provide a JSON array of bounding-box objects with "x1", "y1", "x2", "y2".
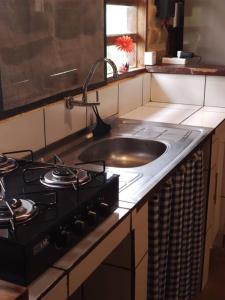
[{"x1": 106, "y1": 4, "x2": 138, "y2": 74}]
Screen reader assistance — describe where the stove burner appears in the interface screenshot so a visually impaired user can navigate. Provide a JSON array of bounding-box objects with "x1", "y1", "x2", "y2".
[
  {"x1": 40, "y1": 167, "x2": 91, "y2": 188},
  {"x1": 52, "y1": 167, "x2": 76, "y2": 180},
  {"x1": 0, "y1": 198, "x2": 38, "y2": 228},
  {"x1": 0, "y1": 155, "x2": 8, "y2": 164},
  {"x1": 0, "y1": 155, "x2": 18, "y2": 174}
]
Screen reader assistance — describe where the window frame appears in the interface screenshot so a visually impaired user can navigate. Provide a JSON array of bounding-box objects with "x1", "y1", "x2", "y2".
[{"x1": 105, "y1": 0, "x2": 147, "y2": 71}]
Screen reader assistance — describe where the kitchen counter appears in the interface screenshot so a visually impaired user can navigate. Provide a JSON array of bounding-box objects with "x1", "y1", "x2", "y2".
[
  {"x1": 0, "y1": 105, "x2": 216, "y2": 299},
  {"x1": 68, "y1": 118, "x2": 211, "y2": 203},
  {"x1": 146, "y1": 64, "x2": 225, "y2": 76},
  {"x1": 122, "y1": 102, "x2": 225, "y2": 129}
]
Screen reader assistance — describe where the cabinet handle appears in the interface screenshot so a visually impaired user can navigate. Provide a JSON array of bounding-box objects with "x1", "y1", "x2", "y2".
[{"x1": 214, "y1": 172, "x2": 218, "y2": 204}]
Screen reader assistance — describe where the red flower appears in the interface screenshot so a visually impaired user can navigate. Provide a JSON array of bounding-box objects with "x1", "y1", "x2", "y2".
[{"x1": 115, "y1": 35, "x2": 134, "y2": 53}]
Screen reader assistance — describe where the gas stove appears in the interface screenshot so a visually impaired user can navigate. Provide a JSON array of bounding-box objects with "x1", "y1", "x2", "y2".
[{"x1": 0, "y1": 150, "x2": 119, "y2": 286}]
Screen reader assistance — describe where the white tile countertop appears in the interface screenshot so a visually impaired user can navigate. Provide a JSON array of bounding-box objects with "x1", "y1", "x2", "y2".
[
  {"x1": 121, "y1": 106, "x2": 193, "y2": 124},
  {"x1": 182, "y1": 109, "x2": 225, "y2": 128},
  {"x1": 121, "y1": 102, "x2": 225, "y2": 130}
]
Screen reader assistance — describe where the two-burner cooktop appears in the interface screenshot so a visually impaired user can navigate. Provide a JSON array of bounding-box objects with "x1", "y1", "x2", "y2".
[{"x1": 0, "y1": 150, "x2": 119, "y2": 285}]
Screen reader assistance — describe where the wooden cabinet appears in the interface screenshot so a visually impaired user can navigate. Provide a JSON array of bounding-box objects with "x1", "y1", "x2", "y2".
[
  {"x1": 203, "y1": 120, "x2": 225, "y2": 288},
  {"x1": 209, "y1": 121, "x2": 225, "y2": 245},
  {"x1": 79, "y1": 202, "x2": 149, "y2": 300},
  {"x1": 132, "y1": 202, "x2": 148, "y2": 266},
  {"x1": 132, "y1": 202, "x2": 148, "y2": 300},
  {"x1": 83, "y1": 264, "x2": 132, "y2": 300},
  {"x1": 135, "y1": 254, "x2": 148, "y2": 300}
]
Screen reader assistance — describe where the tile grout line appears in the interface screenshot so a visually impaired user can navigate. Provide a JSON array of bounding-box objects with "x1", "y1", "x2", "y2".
[
  {"x1": 43, "y1": 108, "x2": 47, "y2": 148},
  {"x1": 203, "y1": 75, "x2": 207, "y2": 106},
  {"x1": 178, "y1": 106, "x2": 203, "y2": 125}
]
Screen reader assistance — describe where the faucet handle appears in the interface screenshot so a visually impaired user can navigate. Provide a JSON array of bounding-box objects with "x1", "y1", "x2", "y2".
[{"x1": 65, "y1": 95, "x2": 100, "y2": 110}]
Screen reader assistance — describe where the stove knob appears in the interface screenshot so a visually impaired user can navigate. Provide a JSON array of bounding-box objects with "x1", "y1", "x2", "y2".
[
  {"x1": 54, "y1": 229, "x2": 71, "y2": 249},
  {"x1": 87, "y1": 210, "x2": 98, "y2": 226},
  {"x1": 99, "y1": 202, "x2": 110, "y2": 216},
  {"x1": 73, "y1": 220, "x2": 86, "y2": 235}
]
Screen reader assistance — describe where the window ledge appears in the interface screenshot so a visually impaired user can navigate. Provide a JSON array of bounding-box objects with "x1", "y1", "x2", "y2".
[{"x1": 107, "y1": 67, "x2": 146, "y2": 83}]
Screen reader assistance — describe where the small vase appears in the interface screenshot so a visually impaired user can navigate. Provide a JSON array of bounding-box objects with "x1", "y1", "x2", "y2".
[{"x1": 119, "y1": 52, "x2": 129, "y2": 73}]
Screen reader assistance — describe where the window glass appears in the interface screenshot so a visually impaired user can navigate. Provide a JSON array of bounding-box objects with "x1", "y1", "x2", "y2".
[
  {"x1": 106, "y1": 4, "x2": 137, "y2": 74},
  {"x1": 106, "y1": 5, "x2": 137, "y2": 35}
]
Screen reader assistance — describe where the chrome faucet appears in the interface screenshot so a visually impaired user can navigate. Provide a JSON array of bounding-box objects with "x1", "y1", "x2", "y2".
[{"x1": 65, "y1": 58, "x2": 118, "y2": 109}]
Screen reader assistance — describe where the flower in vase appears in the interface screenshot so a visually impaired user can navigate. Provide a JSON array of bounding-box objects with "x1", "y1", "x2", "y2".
[
  {"x1": 115, "y1": 35, "x2": 134, "y2": 53},
  {"x1": 115, "y1": 35, "x2": 134, "y2": 73}
]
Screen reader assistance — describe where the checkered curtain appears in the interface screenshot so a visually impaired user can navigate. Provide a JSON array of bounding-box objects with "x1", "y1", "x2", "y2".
[{"x1": 148, "y1": 150, "x2": 204, "y2": 300}]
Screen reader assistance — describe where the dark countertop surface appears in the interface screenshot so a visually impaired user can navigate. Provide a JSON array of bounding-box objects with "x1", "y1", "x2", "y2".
[{"x1": 146, "y1": 64, "x2": 225, "y2": 76}]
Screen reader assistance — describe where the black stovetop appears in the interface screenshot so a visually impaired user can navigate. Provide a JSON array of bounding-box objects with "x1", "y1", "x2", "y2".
[{"x1": 0, "y1": 160, "x2": 118, "y2": 245}]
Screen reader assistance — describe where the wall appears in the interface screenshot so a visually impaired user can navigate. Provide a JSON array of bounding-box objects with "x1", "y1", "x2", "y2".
[
  {"x1": 0, "y1": 73, "x2": 151, "y2": 155},
  {"x1": 184, "y1": 0, "x2": 225, "y2": 65},
  {"x1": 147, "y1": 0, "x2": 168, "y2": 61}
]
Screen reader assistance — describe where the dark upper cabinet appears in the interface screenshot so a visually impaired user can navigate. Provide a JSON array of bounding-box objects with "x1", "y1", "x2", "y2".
[{"x1": 0, "y1": 0, "x2": 105, "y2": 111}]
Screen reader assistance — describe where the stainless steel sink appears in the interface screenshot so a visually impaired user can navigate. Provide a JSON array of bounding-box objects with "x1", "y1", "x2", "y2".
[{"x1": 78, "y1": 137, "x2": 167, "y2": 168}]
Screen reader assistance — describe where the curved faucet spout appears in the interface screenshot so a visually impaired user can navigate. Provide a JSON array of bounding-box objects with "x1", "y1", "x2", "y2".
[
  {"x1": 82, "y1": 58, "x2": 118, "y2": 103},
  {"x1": 65, "y1": 57, "x2": 118, "y2": 110}
]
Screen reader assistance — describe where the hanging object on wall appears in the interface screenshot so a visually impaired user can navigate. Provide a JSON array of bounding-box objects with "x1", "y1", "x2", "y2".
[{"x1": 155, "y1": 0, "x2": 175, "y2": 20}]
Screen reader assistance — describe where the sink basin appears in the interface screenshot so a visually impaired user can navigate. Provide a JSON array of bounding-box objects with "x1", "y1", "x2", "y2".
[{"x1": 79, "y1": 137, "x2": 167, "y2": 168}]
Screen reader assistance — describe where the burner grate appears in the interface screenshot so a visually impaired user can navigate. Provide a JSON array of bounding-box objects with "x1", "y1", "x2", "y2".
[
  {"x1": 23, "y1": 155, "x2": 106, "y2": 191},
  {"x1": 0, "y1": 149, "x2": 34, "y2": 175}
]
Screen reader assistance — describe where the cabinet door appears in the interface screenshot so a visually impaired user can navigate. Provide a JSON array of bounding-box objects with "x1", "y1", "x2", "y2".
[
  {"x1": 135, "y1": 254, "x2": 148, "y2": 300},
  {"x1": 213, "y1": 142, "x2": 224, "y2": 243},
  {"x1": 83, "y1": 264, "x2": 132, "y2": 300},
  {"x1": 132, "y1": 201, "x2": 148, "y2": 267},
  {"x1": 207, "y1": 166, "x2": 217, "y2": 234}
]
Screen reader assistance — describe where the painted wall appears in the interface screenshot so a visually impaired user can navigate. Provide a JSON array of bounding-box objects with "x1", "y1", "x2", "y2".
[{"x1": 184, "y1": 0, "x2": 225, "y2": 65}]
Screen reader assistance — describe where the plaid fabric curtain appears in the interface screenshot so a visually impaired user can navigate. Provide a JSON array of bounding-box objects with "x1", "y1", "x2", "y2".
[{"x1": 148, "y1": 150, "x2": 204, "y2": 300}]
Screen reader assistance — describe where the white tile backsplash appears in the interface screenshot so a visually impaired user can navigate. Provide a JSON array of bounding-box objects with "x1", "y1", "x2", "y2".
[
  {"x1": 151, "y1": 73, "x2": 205, "y2": 105},
  {"x1": 4, "y1": 71, "x2": 225, "y2": 154},
  {"x1": 142, "y1": 73, "x2": 151, "y2": 104},
  {"x1": 97, "y1": 83, "x2": 119, "y2": 118},
  {"x1": 118, "y1": 75, "x2": 143, "y2": 115},
  {"x1": 0, "y1": 108, "x2": 45, "y2": 154},
  {"x1": 87, "y1": 83, "x2": 119, "y2": 126},
  {"x1": 44, "y1": 99, "x2": 86, "y2": 146},
  {"x1": 205, "y1": 76, "x2": 225, "y2": 107}
]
